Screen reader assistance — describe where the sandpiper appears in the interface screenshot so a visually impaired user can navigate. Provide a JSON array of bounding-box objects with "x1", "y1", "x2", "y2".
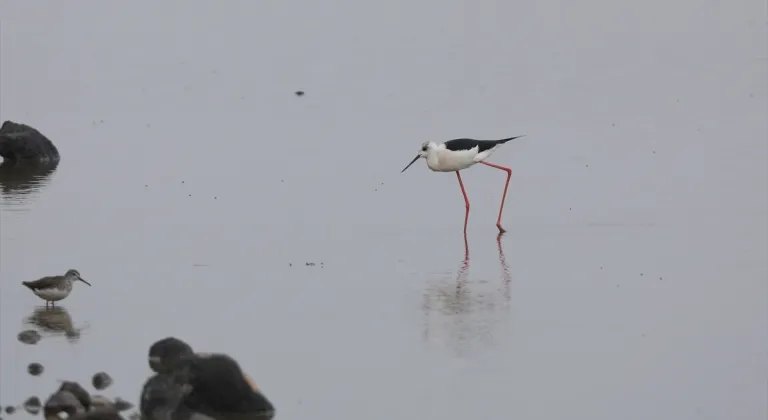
[{"x1": 22, "y1": 269, "x2": 90, "y2": 307}]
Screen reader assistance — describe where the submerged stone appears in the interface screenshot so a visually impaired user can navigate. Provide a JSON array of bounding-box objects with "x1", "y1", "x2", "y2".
[
  {"x1": 18, "y1": 330, "x2": 41, "y2": 345},
  {"x1": 23, "y1": 397, "x2": 41, "y2": 415},
  {"x1": 92, "y1": 372, "x2": 113, "y2": 390},
  {"x1": 27, "y1": 362, "x2": 44, "y2": 376}
]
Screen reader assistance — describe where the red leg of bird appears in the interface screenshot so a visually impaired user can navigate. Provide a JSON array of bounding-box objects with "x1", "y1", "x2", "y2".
[
  {"x1": 456, "y1": 171, "x2": 470, "y2": 234},
  {"x1": 480, "y1": 161, "x2": 512, "y2": 233}
]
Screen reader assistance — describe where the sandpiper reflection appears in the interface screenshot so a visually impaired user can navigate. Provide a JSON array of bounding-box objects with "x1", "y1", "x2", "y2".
[
  {"x1": 0, "y1": 160, "x2": 58, "y2": 203},
  {"x1": 422, "y1": 232, "x2": 513, "y2": 356},
  {"x1": 25, "y1": 306, "x2": 85, "y2": 342}
]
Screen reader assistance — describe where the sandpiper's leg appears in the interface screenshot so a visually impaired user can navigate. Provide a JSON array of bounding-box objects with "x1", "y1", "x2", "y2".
[
  {"x1": 479, "y1": 161, "x2": 512, "y2": 233},
  {"x1": 456, "y1": 171, "x2": 470, "y2": 234}
]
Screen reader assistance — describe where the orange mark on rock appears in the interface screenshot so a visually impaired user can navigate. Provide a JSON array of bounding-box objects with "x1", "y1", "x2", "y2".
[{"x1": 243, "y1": 373, "x2": 260, "y2": 393}]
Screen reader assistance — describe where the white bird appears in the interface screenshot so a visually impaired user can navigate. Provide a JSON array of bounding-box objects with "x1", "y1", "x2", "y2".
[{"x1": 401, "y1": 136, "x2": 525, "y2": 233}]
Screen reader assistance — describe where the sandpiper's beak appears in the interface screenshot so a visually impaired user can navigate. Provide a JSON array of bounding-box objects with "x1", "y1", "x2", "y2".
[
  {"x1": 401, "y1": 155, "x2": 420, "y2": 173},
  {"x1": 79, "y1": 277, "x2": 91, "y2": 286}
]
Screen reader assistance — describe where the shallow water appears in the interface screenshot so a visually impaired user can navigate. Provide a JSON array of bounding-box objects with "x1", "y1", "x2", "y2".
[{"x1": 1, "y1": 1, "x2": 767, "y2": 419}]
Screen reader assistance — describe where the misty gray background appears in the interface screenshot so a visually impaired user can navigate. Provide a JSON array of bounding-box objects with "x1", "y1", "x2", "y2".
[{"x1": 1, "y1": 1, "x2": 766, "y2": 419}]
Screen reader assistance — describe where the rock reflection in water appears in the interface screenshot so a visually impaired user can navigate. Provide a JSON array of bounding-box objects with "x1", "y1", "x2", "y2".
[
  {"x1": 25, "y1": 306, "x2": 85, "y2": 341},
  {"x1": 422, "y1": 232, "x2": 513, "y2": 356},
  {"x1": 0, "y1": 160, "x2": 58, "y2": 203}
]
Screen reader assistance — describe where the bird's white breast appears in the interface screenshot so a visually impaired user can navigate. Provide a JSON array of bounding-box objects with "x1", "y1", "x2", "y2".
[
  {"x1": 427, "y1": 148, "x2": 480, "y2": 172},
  {"x1": 34, "y1": 288, "x2": 70, "y2": 301}
]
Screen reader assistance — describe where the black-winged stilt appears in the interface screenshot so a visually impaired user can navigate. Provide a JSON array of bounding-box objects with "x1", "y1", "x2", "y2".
[{"x1": 401, "y1": 136, "x2": 525, "y2": 233}]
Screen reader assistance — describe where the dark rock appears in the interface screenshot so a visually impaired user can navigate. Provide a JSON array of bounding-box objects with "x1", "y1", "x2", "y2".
[
  {"x1": 27, "y1": 362, "x2": 44, "y2": 376},
  {"x1": 23, "y1": 397, "x2": 41, "y2": 415},
  {"x1": 17, "y1": 330, "x2": 41, "y2": 345},
  {"x1": 112, "y1": 399, "x2": 133, "y2": 412},
  {"x1": 57, "y1": 381, "x2": 92, "y2": 411},
  {"x1": 3, "y1": 406, "x2": 14, "y2": 415},
  {"x1": 148, "y1": 337, "x2": 194, "y2": 374},
  {"x1": 294, "y1": 91, "x2": 304, "y2": 96},
  {"x1": 44, "y1": 391, "x2": 84, "y2": 420},
  {"x1": 139, "y1": 373, "x2": 188, "y2": 420},
  {"x1": 0, "y1": 121, "x2": 60, "y2": 164},
  {"x1": 92, "y1": 372, "x2": 113, "y2": 390},
  {"x1": 177, "y1": 353, "x2": 275, "y2": 416}
]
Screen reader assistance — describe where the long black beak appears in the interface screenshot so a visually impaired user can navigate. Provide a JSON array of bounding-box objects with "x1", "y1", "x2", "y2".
[
  {"x1": 79, "y1": 277, "x2": 91, "y2": 286},
  {"x1": 401, "y1": 155, "x2": 420, "y2": 173}
]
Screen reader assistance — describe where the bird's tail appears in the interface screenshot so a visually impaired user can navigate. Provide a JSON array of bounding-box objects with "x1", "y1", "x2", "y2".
[
  {"x1": 498, "y1": 135, "x2": 525, "y2": 144},
  {"x1": 21, "y1": 281, "x2": 35, "y2": 290}
]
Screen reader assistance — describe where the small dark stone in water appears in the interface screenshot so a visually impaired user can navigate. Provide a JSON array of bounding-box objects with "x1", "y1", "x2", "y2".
[
  {"x1": 27, "y1": 362, "x2": 44, "y2": 376},
  {"x1": 295, "y1": 91, "x2": 304, "y2": 96},
  {"x1": 4, "y1": 406, "x2": 14, "y2": 414},
  {"x1": 18, "y1": 330, "x2": 41, "y2": 345},
  {"x1": 92, "y1": 372, "x2": 113, "y2": 390},
  {"x1": 113, "y1": 398, "x2": 133, "y2": 412},
  {"x1": 23, "y1": 397, "x2": 41, "y2": 415}
]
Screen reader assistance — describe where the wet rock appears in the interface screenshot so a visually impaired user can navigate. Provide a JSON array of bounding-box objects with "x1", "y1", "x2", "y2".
[
  {"x1": 0, "y1": 121, "x2": 60, "y2": 164},
  {"x1": 178, "y1": 353, "x2": 274, "y2": 415},
  {"x1": 4, "y1": 406, "x2": 14, "y2": 415},
  {"x1": 18, "y1": 330, "x2": 41, "y2": 345},
  {"x1": 112, "y1": 399, "x2": 133, "y2": 412},
  {"x1": 294, "y1": 91, "x2": 304, "y2": 96},
  {"x1": 148, "y1": 337, "x2": 194, "y2": 374},
  {"x1": 57, "y1": 381, "x2": 91, "y2": 411},
  {"x1": 23, "y1": 397, "x2": 41, "y2": 415},
  {"x1": 28, "y1": 362, "x2": 44, "y2": 376},
  {"x1": 139, "y1": 373, "x2": 187, "y2": 420},
  {"x1": 44, "y1": 391, "x2": 84, "y2": 420},
  {"x1": 92, "y1": 372, "x2": 113, "y2": 390},
  {"x1": 90, "y1": 396, "x2": 113, "y2": 409}
]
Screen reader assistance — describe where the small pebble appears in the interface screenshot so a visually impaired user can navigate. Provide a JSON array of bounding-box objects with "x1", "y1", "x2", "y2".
[
  {"x1": 92, "y1": 372, "x2": 113, "y2": 390},
  {"x1": 4, "y1": 406, "x2": 14, "y2": 415},
  {"x1": 18, "y1": 330, "x2": 41, "y2": 345},
  {"x1": 23, "y1": 397, "x2": 41, "y2": 415},
  {"x1": 27, "y1": 362, "x2": 44, "y2": 376},
  {"x1": 295, "y1": 90, "x2": 305, "y2": 96}
]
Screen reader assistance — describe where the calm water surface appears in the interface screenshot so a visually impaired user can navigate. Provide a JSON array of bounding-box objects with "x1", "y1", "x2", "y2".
[{"x1": 1, "y1": 1, "x2": 766, "y2": 419}]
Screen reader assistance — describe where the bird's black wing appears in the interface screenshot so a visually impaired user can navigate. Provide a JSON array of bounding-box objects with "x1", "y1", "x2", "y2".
[{"x1": 444, "y1": 137, "x2": 522, "y2": 153}]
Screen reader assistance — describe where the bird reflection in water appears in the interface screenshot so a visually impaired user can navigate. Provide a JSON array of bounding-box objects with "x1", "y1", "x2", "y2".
[
  {"x1": 25, "y1": 306, "x2": 86, "y2": 342},
  {"x1": 422, "y1": 232, "x2": 513, "y2": 356},
  {"x1": 0, "y1": 160, "x2": 58, "y2": 204}
]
